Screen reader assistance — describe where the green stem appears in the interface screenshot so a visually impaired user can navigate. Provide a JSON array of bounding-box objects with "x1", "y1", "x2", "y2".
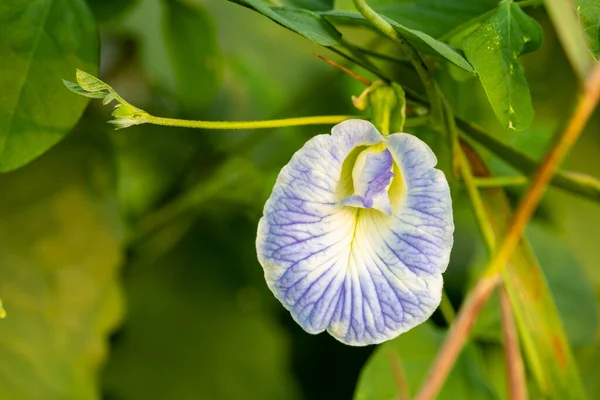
[
  {"x1": 144, "y1": 114, "x2": 362, "y2": 130},
  {"x1": 457, "y1": 149, "x2": 497, "y2": 252},
  {"x1": 475, "y1": 176, "x2": 528, "y2": 188},
  {"x1": 439, "y1": 289, "x2": 456, "y2": 325},
  {"x1": 351, "y1": 0, "x2": 443, "y2": 126}
]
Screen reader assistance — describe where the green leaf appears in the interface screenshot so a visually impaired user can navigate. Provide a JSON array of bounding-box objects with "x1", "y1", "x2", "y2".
[
  {"x1": 577, "y1": 0, "x2": 600, "y2": 56},
  {"x1": 86, "y1": 0, "x2": 138, "y2": 22},
  {"x1": 163, "y1": 0, "x2": 223, "y2": 112},
  {"x1": 320, "y1": 10, "x2": 474, "y2": 71},
  {"x1": 334, "y1": 0, "x2": 497, "y2": 39},
  {"x1": 475, "y1": 180, "x2": 587, "y2": 399},
  {"x1": 462, "y1": 0, "x2": 543, "y2": 131},
  {"x1": 0, "y1": 131, "x2": 123, "y2": 400},
  {"x1": 230, "y1": 0, "x2": 342, "y2": 46},
  {"x1": 102, "y1": 214, "x2": 300, "y2": 400},
  {"x1": 0, "y1": 0, "x2": 99, "y2": 172},
  {"x1": 354, "y1": 323, "x2": 497, "y2": 400}
]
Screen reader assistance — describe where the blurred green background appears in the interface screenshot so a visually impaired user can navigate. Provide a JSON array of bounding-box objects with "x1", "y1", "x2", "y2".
[{"x1": 1, "y1": 0, "x2": 599, "y2": 399}]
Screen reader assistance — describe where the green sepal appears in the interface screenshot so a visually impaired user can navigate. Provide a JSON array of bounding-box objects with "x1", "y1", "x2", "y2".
[{"x1": 352, "y1": 81, "x2": 407, "y2": 134}]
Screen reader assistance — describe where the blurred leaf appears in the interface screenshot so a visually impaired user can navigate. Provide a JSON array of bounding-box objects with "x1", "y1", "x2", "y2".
[
  {"x1": 576, "y1": 342, "x2": 600, "y2": 399},
  {"x1": 321, "y1": 11, "x2": 474, "y2": 71},
  {"x1": 110, "y1": 123, "x2": 208, "y2": 220},
  {"x1": 102, "y1": 215, "x2": 300, "y2": 400},
  {"x1": 467, "y1": 156, "x2": 588, "y2": 399},
  {"x1": 354, "y1": 323, "x2": 497, "y2": 400},
  {"x1": 121, "y1": 0, "x2": 177, "y2": 92},
  {"x1": 462, "y1": 1, "x2": 542, "y2": 131},
  {"x1": 333, "y1": 0, "x2": 497, "y2": 38},
  {"x1": 163, "y1": 0, "x2": 223, "y2": 112},
  {"x1": 86, "y1": 0, "x2": 138, "y2": 22},
  {"x1": 134, "y1": 157, "x2": 268, "y2": 262},
  {"x1": 0, "y1": 131, "x2": 124, "y2": 400},
  {"x1": 0, "y1": 0, "x2": 98, "y2": 171},
  {"x1": 577, "y1": 0, "x2": 600, "y2": 56},
  {"x1": 546, "y1": 0, "x2": 595, "y2": 80},
  {"x1": 473, "y1": 224, "x2": 598, "y2": 347},
  {"x1": 230, "y1": 0, "x2": 342, "y2": 46}
]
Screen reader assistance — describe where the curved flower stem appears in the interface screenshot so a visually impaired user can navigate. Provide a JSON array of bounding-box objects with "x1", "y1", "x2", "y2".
[
  {"x1": 144, "y1": 114, "x2": 362, "y2": 130},
  {"x1": 351, "y1": 0, "x2": 443, "y2": 126},
  {"x1": 500, "y1": 286, "x2": 528, "y2": 400}
]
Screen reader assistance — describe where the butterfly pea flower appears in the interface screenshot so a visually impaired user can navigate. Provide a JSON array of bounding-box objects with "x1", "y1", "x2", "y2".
[{"x1": 256, "y1": 120, "x2": 454, "y2": 346}]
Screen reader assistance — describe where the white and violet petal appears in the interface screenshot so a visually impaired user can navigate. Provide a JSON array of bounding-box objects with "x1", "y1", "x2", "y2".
[{"x1": 256, "y1": 120, "x2": 453, "y2": 346}]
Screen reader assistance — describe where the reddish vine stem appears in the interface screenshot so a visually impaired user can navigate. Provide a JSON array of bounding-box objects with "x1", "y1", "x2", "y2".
[
  {"x1": 413, "y1": 274, "x2": 501, "y2": 400},
  {"x1": 500, "y1": 286, "x2": 527, "y2": 400}
]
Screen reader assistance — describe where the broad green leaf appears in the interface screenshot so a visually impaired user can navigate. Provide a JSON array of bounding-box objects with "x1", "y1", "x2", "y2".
[
  {"x1": 163, "y1": 0, "x2": 223, "y2": 112},
  {"x1": 577, "y1": 0, "x2": 600, "y2": 57},
  {"x1": 230, "y1": 0, "x2": 342, "y2": 46},
  {"x1": 0, "y1": 0, "x2": 98, "y2": 171},
  {"x1": 102, "y1": 214, "x2": 300, "y2": 400},
  {"x1": 546, "y1": 0, "x2": 595, "y2": 80},
  {"x1": 470, "y1": 164, "x2": 587, "y2": 399},
  {"x1": 334, "y1": 0, "x2": 497, "y2": 39},
  {"x1": 320, "y1": 10, "x2": 474, "y2": 71},
  {"x1": 473, "y1": 224, "x2": 598, "y2": 347},
  {"x1": 354, "y1": 323, "x2": 497, "y2": 400},
  {"x1": 462, "y1": 0, "x2": 543, "y2": 131},
  {"x1": 0, "y1": 131, "x2": 123, "y2": 400}
]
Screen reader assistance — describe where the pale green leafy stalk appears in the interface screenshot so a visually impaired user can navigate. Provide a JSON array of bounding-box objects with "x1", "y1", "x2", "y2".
[
  {"x1": 64, "y1": 70, "x2": 357, "y2": 129},
  {"x1": 0, "y1": 0, "x2": 99, "y2": 172},
  {"x1": 354, "y1": 323, "x2": 497, "y2": 399},
  {"x1": 462, "y1": 0, "x2": 543, "y2": 131},
  {"x1": 0, "y1": 132, "x2": 124, "y2": 400},
  {"x1": 64, "y1": 70, "x2": 151, "y2": 129}
]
